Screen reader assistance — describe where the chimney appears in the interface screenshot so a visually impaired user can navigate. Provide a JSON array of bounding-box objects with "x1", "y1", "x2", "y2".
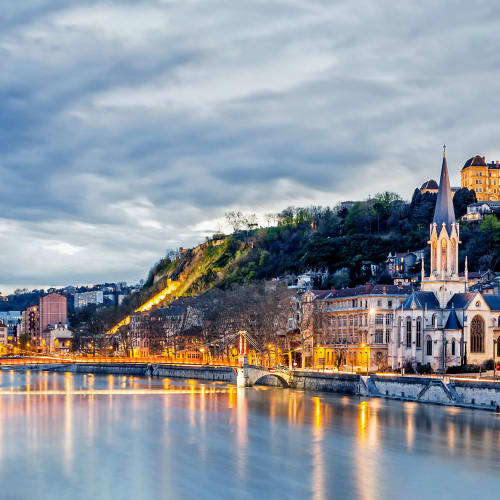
[
  {"x1": 383, "y1": 286, "x2": 387, "y2": 294},
  {"x1": 496, "y1": 161, "x2": 499, "y2": 166}
]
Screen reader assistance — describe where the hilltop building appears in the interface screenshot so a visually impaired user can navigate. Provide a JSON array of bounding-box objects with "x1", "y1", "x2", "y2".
[
  {"x1": 390, "y1": 150, "x2": 500, "y2": 372},
  {"x1": 461, "y1": 201, "x2": 500, "y2": 221},
  {"x1": 421, "y1": 179, "x2": 459, "y2": 195},
  {"x1": 74, "y1": 290, "x2": 104, "y2": 310},
  {"x1": 461, "y1": 155, "x2": 500, "y2": 201}
]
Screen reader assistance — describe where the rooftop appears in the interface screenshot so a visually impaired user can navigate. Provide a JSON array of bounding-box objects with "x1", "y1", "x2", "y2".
[
  {"x1": 325, "y1": 284, "x2": 412, "y2": 300},
  {"x1": 463, "y1": 155, "x2": 488, "y2": 169}
]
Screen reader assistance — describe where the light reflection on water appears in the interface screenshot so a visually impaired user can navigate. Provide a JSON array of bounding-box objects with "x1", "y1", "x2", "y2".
[{"x1": 0, "y1": 370, "x2": 498, "y2": 500}]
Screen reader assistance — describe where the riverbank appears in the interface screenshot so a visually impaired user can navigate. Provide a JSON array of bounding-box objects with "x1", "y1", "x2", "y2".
[{"x1": 5, "y1": 362, "x2": 499, "y2": 411}]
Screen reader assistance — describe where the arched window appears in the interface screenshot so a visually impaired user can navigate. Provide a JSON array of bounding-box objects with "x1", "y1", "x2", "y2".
[
  {"x1": 397, "y1": 317, "x2": 402, "y2": 344},
  {"x1": 450, "y1": 239, "x2": 456, "y2": 273},
  {"x1": 441, "y1": 239, "x2": 448, "y2": 273},
  {"x1": 470, "y1": 315, "x2": 485, "y2": 353},
  {"x1": 432, "y1": 241, "x2": 437, "y2": 272},
  {"x1": 416, "y1": 317, "x2": 422, "y2": 348},
  {"x1": 451, "y1": 339, "x2": 456, "y2": 356},
  {"x1": 426, "y1": 336, "x2": 433, "y2": 356},
  {"x1": 406, "y1": 317, "x2": 412, "y2": 348},
  {"x1": 432, "y1": 314, "x2": 436, "y2": 327}
]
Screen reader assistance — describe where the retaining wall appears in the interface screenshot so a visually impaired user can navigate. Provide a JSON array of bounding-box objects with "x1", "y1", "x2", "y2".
[
  {"x1": 75, "y1": 364, "x2": 148, "y2": 376},
  {"x1": 290, "y1": 372, "x2": 360, "y2": 394},
  {"x1": 154, "y1": 365, "x2": 235, "y2": 382},
  {"x1": 452, "y1": 379, "x2": 500, "y2": 409}
]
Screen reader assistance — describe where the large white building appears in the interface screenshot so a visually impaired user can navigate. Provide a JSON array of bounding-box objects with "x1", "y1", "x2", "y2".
[
  {"x1": 73, "y1": 290, "x2": 104, "y2": 310},
  {"x1": 390, "y1": 151, "x2": 500, "y2": 372}
]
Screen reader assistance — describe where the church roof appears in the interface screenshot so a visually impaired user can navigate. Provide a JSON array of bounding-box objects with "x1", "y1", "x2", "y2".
[
  {"x1": 483, "y1": 295, "x2": 500, "y2": 312},
  {"x1": 324, "y1": 284, "x2": 412, "y2": 299},
  {"x1": 444, "y1": 306, "x2": 462, "y2": 330},
  {"x1": 462, "y1": 155, "x2": 488, "y2": 169},
  {"x1": 421, "y1": 179, "x2": 438, "y2": 190},
  {"x1": 447, "y1": 293, "x2": 476, "y2": 309},
  {"x1": 400, "y1": 291, "x2": 440, "y2": 310},
  {"x1": 433, "y1": 151, "x2": 456, "y2": 233}
]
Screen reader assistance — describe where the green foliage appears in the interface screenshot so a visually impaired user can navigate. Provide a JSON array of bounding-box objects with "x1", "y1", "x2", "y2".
[
  {"x1": 453, "y1": 188, "x2": 477, "y2": 218},
  {"x1": 99, "y1": 188, "x2": 500, "y2": 328}
]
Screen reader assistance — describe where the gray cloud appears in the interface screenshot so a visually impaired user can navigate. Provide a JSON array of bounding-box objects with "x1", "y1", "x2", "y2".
[{"x1": 1, "y1": 0, "x2": 500, "y2": 290}]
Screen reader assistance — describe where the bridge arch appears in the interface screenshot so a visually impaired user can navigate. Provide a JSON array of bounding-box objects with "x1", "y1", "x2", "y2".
[{"x1": 253, "y1": 374, "x2": 289, "y2": 388}]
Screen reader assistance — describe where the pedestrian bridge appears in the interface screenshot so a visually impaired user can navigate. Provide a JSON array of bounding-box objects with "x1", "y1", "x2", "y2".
[{"x1": 237, "y1": 365, "x2": 291, "y2": 388}]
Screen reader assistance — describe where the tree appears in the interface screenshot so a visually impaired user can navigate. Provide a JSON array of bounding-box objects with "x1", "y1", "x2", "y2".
[
  {"x1": 225, "y1": 211, "x2": 245, "y2": 232},
  {"x1": 453, "y1": 188, "x2": 477, "y2": 218}
]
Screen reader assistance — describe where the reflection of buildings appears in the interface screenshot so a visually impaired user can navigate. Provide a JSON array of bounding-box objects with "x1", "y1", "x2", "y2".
[{"x1": 391, "y1": 151, "x2": 500, "y2": 372}]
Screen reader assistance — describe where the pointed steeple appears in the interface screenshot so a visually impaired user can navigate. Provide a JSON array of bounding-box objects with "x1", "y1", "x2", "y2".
[{"x1": 433, "y1": 145, "x2": 456, "y2": 233}]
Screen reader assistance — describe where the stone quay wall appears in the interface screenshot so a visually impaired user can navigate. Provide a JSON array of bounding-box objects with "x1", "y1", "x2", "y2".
[
  {"x1": 19, "y1": 363, "x2": 500, "y2": 411},
  {"x1": 154, "y1": 364, "x2": 235, "y2": 382},
  {"x1": 452, "y1": 379, "x2": 500, "y2": 409},
  {"x1": 74, "y1": 363, "x2": 149, "y2": 376},
  {"x1": 290, "y1": 372, "x2": 360, "y2": 394}
]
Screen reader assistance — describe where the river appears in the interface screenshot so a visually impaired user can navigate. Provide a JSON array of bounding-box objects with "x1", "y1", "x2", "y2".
[{"x1": 0, "y1": 370, "x2": 498, "y2": 499}]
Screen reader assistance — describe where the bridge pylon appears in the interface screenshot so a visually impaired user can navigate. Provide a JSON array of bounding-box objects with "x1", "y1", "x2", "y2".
[{"x1": 237, "y1": 330, "x2": 249, "y2": 387}]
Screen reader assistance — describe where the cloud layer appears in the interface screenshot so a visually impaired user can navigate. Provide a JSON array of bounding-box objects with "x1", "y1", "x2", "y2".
[{"x1": 1, "y1": 0, "x2": 500, "y2": 291}]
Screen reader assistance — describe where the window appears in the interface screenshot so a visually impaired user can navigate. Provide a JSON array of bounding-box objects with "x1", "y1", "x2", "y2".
[
  {"x1": 385, "y1": 314, "x2": 393, "y2": 325},
  {"x1": 426, "y1": 337, "x2": 433, "y2": 356},
  {"x1": 432, "y1": 314, "x2": 436, "y2": 327},
  {"x1": 388, "y1": 300, "x2": 393, "y2": 308},
  {"x1": 416, "y1": 317, "x2": 422, "y2": 348},
  {"x1": 375, "y1": 330, "x2": 383, "y2": 344},
  {"x1": 377, "y1": 300, "x2": 382, "y2": 307},
  {"x1": 406, "y1": 317, "x2": 412, "y2": 347},
  {"x1": 349, "y1": 316, "x2": 354, "y2": 326},
  {"x1": 385, "y1": 331, "x2": 391, "y2": 344},
  {"x1": 375, "y1": 314, "x2": 384, "y2": 325},
  {"x1": 451, "y1": 339, "x2": 456, "y2": 356},
  {"x1": 470, "y1": 315, "x2": 485, "y2": 353}
]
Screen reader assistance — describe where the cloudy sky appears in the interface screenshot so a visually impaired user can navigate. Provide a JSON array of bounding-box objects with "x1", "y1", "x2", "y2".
[{"x1": 1, "y1": 0, "x2": 500, "y2": 292}]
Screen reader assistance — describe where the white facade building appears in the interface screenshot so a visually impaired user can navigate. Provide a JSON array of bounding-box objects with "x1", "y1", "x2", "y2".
[
  {"x1": 74, "y1": 291, "x2": 104, "y2": 310},
  {"x1": 390, "y1": 151, "x2": 500, "y2": 372}
]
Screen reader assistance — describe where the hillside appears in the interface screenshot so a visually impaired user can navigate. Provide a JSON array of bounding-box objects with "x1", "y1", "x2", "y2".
[{"x1": 100, "y1": 187, "x2": 500, "y2": 331}]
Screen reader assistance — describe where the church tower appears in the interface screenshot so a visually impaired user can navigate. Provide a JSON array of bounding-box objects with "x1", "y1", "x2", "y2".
[{"x1": 422, "y1": 147, "x2": 467, "y2": 305}]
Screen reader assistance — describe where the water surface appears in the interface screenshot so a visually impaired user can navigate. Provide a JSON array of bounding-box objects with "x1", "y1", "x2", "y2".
[{"x1": 0, "y1": 370, "x2": 498, "y2": 499}]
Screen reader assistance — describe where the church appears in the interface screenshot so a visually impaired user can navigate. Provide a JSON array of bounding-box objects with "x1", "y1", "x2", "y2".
[{"x1": 389, "y1": 150, "x2": 500, "y2": 372}]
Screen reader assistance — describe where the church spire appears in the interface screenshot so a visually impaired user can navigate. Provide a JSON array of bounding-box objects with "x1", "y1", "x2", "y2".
[{"x1": 433, "y1": 145, "x2": 456, "y2": 233}]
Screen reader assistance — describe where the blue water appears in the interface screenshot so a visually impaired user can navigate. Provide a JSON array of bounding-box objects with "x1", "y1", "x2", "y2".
[{"x1": 0, "y1": 370, "x2": 498, "y2": 499}]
